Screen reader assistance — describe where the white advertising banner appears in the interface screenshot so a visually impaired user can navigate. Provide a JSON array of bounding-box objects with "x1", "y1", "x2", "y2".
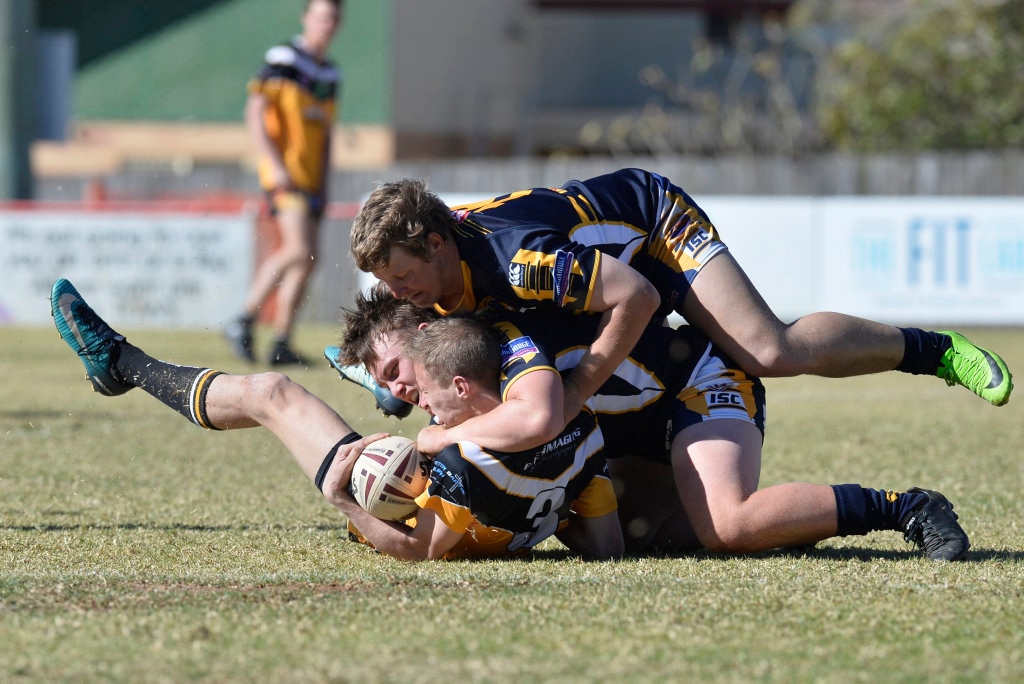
[
  {"x1": 817, "y1": 198, "x2": 1024, "y2": 324},
  {"x1": 697, "y1": 196, "x2": 819, "y2": 322},
  {"x1": 0, "y1": 210, "x2": 254, "y2": 327},
  {"x1": 2, "y1": 196, "x2": 1022, "y2": 329}
]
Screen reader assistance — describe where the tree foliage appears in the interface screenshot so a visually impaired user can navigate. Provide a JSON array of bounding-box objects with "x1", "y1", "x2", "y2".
[{"x1": 809, "y1": 0, "x2": 1024, "y2": 151}]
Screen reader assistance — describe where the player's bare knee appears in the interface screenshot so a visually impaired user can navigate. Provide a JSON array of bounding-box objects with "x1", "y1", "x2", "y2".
[
  {"x1": 274, "y1": 247, "x2": 314, "y2": 271},
  {"x1": 240, "y1": 372, "x2": 295, "y2": 420}
]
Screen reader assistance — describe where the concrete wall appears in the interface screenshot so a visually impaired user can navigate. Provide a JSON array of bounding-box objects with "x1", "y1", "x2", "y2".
[{"x1": 34, "y1": 152, "x2": 1024, "y2": 206}]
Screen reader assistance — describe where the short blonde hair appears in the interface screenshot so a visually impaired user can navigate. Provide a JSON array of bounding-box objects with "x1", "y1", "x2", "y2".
[{"x1": 403, "y1": 316, "x2": 500, "y2": 390}]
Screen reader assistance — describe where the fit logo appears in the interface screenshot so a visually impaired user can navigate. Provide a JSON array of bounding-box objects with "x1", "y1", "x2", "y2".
[{"x1": 907, "y1": 217, "x2": 970, "y2": 287}]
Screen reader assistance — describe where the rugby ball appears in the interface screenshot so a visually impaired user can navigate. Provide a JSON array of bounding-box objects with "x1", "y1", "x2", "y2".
[{"x1": 348, "y1": 436, "x2": 429, "y2": 521}]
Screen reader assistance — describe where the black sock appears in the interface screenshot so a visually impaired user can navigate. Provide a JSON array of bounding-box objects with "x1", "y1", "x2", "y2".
[
  {"x1": 894, "y1": 328, "x2": 951, "y2": 375},
  {"x1": 114, "y1": 343, "x2": 224, "y2": 430},
  {"x1": 832, "y1": 484, "x2": 928, "y2": 536}
]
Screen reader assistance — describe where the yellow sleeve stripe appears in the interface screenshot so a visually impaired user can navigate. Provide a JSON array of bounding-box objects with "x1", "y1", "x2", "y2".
[
  {"x1": 583, "y1": 250, "x2": 600, "y2": 311},
  {"x1": 500, "y1": 364, "x2": 559, "y2": 402}
]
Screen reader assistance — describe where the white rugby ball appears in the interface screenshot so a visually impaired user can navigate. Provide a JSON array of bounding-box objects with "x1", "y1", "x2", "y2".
[{"x1": 348, "y1": 436, "x2": 429, "y2": 521}]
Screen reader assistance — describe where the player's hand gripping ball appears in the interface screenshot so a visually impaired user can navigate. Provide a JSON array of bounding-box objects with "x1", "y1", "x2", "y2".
[{"x1": 348, "y1": 436, "x2": 429, "y2": 521}]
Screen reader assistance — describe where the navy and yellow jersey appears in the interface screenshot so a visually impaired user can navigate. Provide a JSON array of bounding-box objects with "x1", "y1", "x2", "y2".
[
  {"x1": 478, "y1": 307, "x2": 765, "y2": 462},
  {"x1": 416, "y1": 407, "x2": 614, "y2": 556},
  {"x1": 248, "y1": 38, "x2": 340, "y2": 195},
  {"x1": 348, "y1": 479, "x2": 613, "y2": 561},
  {"x1": 606, "y1": 338, "x2": 767, "y2": 465},
  {"x1": 346, "y1": 514, "x2": 534, "y2": 560},
  {"x1": 442, "y1": 168, "x2": 728, "y2": 319}
]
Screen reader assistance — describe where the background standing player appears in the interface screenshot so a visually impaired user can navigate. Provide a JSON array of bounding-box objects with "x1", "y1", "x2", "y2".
[{"x1": 225, "y1": 0, "x2": 343, "y2": 366}]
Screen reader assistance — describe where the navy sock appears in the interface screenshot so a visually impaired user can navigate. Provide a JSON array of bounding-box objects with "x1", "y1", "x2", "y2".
[
  {"x1": 894, "y1": 328, "x2": 951, "y2": 376},
  {"x1": 115, "y1": 343, "x2": 224, "y2": 430},
  {"x1": 832, "y1": 484, "x2": 928, "y2": 536}
]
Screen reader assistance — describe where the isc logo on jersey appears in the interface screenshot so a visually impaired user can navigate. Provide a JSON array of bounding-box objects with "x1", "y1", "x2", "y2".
[{"x1": 706, "y1": 387, "x2": 743, "y2": 410}]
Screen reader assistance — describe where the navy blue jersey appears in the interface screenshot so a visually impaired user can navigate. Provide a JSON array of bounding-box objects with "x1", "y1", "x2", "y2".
[
  {"x1": 418, "y1": 407, "x2": 614, "y2": 554},
  {"x1": 480, "y1": 308, "x2": 765, "y2": 463},
  {"x1": 439, "y1": 168, "x2": 727, "y2": 319}
]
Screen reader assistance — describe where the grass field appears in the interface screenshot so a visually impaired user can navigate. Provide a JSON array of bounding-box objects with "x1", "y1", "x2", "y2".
[{"x1": 2, "y1": 322, "x2": 1023, "y2": 682}]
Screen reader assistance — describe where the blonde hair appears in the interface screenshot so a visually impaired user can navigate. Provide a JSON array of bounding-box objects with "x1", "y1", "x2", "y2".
[
  {"x1": 350, "y1": 178, "x2": 457, "y2": 272},
  {"x1": 403, "y1": 316, "x2": 500, "y2": 390}
]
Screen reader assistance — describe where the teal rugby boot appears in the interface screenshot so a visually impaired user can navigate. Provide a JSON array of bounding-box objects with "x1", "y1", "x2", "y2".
[
  {"x1": 324, "y1": 345, "x2": 413, "y2": 418},
  {"x1": 50, "y1": 279, "x2": 133, "y2": 396}
]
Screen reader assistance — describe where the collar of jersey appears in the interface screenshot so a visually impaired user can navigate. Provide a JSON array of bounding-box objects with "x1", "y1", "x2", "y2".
[{"x1": 434, "y1": 261, "x2": 477, "y2": 315}]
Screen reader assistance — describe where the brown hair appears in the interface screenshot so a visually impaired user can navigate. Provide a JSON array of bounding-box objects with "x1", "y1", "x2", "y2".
[
  {"x1": 338, "y1": 282, "x2": 439, "y2": 370},
  {"x1": 306, "y1": 0, "x2": 342, "y2": 10},
  {"x1": 350, "y1": 178, "x2": 458, "y2": 273}
]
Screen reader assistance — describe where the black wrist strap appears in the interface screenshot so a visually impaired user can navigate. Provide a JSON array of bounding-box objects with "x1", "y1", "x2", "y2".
[{"x1": 315, "y1": 432, "x2": 363, "y2": 493}]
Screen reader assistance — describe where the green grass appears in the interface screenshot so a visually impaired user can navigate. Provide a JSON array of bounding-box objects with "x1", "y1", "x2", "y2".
[{"x1": 2, "y1": 324, "x2": 1023, "y2": 682}]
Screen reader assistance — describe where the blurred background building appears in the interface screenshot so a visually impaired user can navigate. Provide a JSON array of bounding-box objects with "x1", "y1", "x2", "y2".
[
  {"x1": 4, "y1": 0, "x2": 1023, "y2": 329},
  {"x1": 8, "y1": 0, "x2": 1022, "y2": 202}
]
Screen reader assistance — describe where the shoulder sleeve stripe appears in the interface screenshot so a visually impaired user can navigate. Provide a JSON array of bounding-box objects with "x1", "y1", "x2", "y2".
[
  {"x1": 500, "y1": 365, "x2": 559, "y2": 403},
  {"x1": 264, "y1": 44, "x2": 297, "y2": 66}
]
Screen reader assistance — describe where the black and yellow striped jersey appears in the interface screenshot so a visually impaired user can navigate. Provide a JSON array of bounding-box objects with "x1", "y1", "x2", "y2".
[
  {"x1": 482, "y1": 308, "x2": 766, "y2": 464},
  {"x1": 416, "y1": 407, "x2": 615, "y2": 556},
  {"x1": 248, "y1": 38, "x2": 340, "y2": 194},
  {"x1": 438, "y1": 168, "x2": 726, "y2": 320}
]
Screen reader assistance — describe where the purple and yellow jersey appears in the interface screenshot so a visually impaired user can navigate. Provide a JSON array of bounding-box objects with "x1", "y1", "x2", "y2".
[
  {"x1": 441, "y1": 168, "x2": 727, "y2": 318},
  {"x1": 248, "y1": 38, "x2": 339, "y2": 195}
]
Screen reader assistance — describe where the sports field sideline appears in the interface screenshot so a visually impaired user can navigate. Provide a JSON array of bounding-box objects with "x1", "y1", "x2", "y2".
[{"x1": 1, "y1": 323, "x2": 1022, "y2": 681}]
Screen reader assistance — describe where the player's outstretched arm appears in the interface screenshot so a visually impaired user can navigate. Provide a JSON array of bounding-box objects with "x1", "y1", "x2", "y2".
[{"x1": 320, "y1": 447, "x2": 462, "y2": 560}]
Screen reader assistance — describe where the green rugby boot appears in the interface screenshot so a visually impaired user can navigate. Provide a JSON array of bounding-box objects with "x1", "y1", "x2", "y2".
[
  {"x1": 50, "y1": 279, "x2": 133, "y2": 396},
  {"x1": 936, "y1": 331, "x2": 1012, "y2": 406}
]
